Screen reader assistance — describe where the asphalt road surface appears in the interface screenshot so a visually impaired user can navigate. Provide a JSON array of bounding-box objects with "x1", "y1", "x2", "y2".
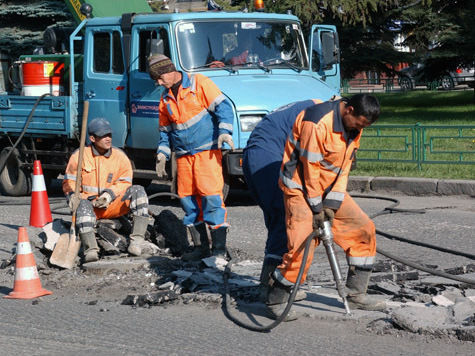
[{"x1": 0, "y1": 183, "x2": 473, "y2": 355}]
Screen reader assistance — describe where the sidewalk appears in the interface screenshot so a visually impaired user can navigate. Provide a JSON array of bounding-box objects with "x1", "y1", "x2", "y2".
[{"x1": 348, "y1": 176, "x2": 475, "y2": 196}]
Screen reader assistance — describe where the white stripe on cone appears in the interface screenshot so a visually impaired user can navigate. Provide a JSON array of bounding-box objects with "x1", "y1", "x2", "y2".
[
  {"x1": 32, "y1": 174, "x2": 46, "y2": 192},
  {"x1": 17, "y1": 242, "x2": 32, "y2": 255},
  {"x1": 14, "y1": 266, "x2": 40, "y2": 281}
]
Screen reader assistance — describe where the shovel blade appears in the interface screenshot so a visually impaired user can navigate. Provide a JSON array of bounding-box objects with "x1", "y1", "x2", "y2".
[
  {"x1": 49, "y1": 231, "x2": 81, "y2": 269},
  {"x1": 49, "y1": 232, "x2": 70, "y2": 268}
]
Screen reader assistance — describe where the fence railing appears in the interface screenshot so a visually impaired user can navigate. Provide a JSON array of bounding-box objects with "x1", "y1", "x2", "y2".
[
  {"x1": 358, "y1": 124, "x2": 475, "y2": 169},
  {"x1": 342, "y1": 76, "x2": 475, "y2": 93}
]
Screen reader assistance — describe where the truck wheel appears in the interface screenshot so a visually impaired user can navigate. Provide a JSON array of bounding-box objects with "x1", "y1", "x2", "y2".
[
  {"x1": 440, "y1": 75, "x2": 454, "y2": 90},
  {"x1": 399, "y1": 76, "x2": 413, "y2": 90},
  {"x1": 0, "y1": 147, "x2": 32, "y2": 196}
]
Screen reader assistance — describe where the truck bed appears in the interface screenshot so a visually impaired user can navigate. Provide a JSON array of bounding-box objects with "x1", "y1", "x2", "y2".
[{"x1": 0, "y1": 95, "x2": 77, "y2": 138}]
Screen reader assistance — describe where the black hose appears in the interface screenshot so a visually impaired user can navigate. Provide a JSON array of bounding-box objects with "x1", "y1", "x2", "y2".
[
  {"x1": 223, "y1": 230, "x2": 316, "y2": 332},
  {"x1": 351, "y1": 194, "x2": 475, "y2": 260},
  {"x1": 377, "y1": 247, "x2": 475, "y2": 285},
  {"x1": 0, "y1": 93, "x2": 51, "y2": 176}
]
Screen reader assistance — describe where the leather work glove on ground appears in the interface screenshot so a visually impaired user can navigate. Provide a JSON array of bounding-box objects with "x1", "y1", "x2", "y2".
[
  {"x1": 67, "y1": 193, "x2": 81, "y2": 214},
  {"x1": 93, "y1": 191, "x2": 112, "y2": 209},
  {"x1": 155, "y1": 152, "x2": 167, "y2": 179},
  {"x1": 312, "y1": 208, "x2": 335, "y2": 230},
  {"x1": 217, "y1": 134, "x2": 234, "y2": 150}
]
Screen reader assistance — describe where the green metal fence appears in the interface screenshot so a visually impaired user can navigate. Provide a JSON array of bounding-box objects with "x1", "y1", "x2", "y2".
[{"x1": 358, "y1": 124, "x2": 475, "y2": 169}]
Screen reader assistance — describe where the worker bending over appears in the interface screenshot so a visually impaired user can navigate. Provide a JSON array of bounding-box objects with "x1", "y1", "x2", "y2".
[
  {"x1": 63, "y1": 118, "x2": 151, "y2": 262},
  {"x1": 243, "y1": 99, "x2": 323, "y2": 299},
  {"x1": 267, "y1": 94, "x2": 385, "y2": 319},
  {"x1": 148, "y1": 54, "x2": 234, "y2": 261}
]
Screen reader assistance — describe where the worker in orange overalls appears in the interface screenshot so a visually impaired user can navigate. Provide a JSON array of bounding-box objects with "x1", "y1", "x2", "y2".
[
  {"x1": 63, "y1": 118, "x2": 151, "y2": 262},
  {"x1": 266, "y1": 94, "x2": 385, "y2": 319},
  {"x1": 148, "y1": 54, "x2": 234, "y2": 261}
]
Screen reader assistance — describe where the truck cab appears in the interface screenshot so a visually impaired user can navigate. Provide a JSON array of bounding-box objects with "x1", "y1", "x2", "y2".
[{"x1": 0, "y1": 10, "x2": 340, "y2": 197}]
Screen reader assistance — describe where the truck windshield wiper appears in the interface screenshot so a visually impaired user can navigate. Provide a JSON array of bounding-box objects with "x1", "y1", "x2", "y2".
[
  {"x1": 190, "y1": 63, "x2": 236, "y2": 74},
  {"x1": 235, "y1": 62, "x2": 271, "y2": 73},
  {"x1": 267, "y1": 60, "x2": 302, "y2": 73}
]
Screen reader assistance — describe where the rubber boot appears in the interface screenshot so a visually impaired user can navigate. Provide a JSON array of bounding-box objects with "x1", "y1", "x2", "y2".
[
  {"x1": 182, "y1": 223, "x2": 210, "y2": 261},
  {"x1": 127, "y1": 215, "x2": 150, "y2": 256},
  {"x1": 265, "y1": 273, "x2": 299, "y2": 321},
  {"x1": 210, "y1": 226, "x2": 227, "y2": 259},
  {"x1": 345, "y1": 266, "x2": 386, "y2": 311},
  {"x1": 80, "y1": 231, "x2": 99, "y2": 263},
  {"x1": 258, "y1": 258, "x2": 307, "y2": 303}
]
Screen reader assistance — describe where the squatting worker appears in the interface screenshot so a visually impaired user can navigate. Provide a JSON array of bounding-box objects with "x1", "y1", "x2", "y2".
[
  {"x1": 242, "y1": 98, "x2": 324, "y2": 300},
  {"x1": 63, "y1": 118, "x2": 151, "y2": 263},
  {"x1": 147, "y1": 54, "x2": 234, "y2": 260},
  {"x1": 266, "y1": 94, "x2": 385, "y2": 320}
]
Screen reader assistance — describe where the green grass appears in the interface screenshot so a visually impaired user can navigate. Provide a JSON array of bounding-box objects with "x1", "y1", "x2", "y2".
[{"x1": 350, "y1": 91, "x2": 475, "y2": 180}]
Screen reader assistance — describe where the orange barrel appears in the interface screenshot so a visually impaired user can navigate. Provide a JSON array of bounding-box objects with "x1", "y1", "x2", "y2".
[{"x1": 21, "y1": 61, "x2": 65, "y2": 96}]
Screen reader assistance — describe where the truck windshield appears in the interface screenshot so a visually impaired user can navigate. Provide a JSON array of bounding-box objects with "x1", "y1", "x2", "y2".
[{"x1": 176, "y1": 20, "x2": 308, "y2": 71}]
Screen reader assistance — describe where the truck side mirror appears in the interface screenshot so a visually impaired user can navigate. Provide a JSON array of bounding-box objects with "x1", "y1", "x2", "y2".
[
  {"x1": 149, "y1": 38, "x2": 164, "y2": 57},
  {"x1": 321, "y1": 31, "x2": 340, "y2": 70}
]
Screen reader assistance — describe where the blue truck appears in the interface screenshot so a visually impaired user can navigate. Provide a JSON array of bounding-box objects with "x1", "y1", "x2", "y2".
[{"x1": 0, "y1": 7, "x2": 340, "y2": 197}]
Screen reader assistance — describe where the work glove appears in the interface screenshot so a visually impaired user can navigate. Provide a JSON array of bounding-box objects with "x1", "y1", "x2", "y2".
[
  {"x1": 217, "y1": 133, "x2": 234, "y2": 150},
  {"x1": 93, "y1": 191, "x2": 112, "y2": 209},
  {"x1": 155, "y1": 152, "x2": 168, "y2": 179},
  {"x1": 67, "y1": 193, "x2": 81, "y2": 214},
  {"x1": 312, "y1": 208, "x2": 335, "y2": 230}
]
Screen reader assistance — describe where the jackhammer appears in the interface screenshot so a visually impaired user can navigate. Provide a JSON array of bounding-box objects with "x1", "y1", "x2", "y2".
[{"x1": 318, "y1": 220, "x2": 351, "y2": 315}]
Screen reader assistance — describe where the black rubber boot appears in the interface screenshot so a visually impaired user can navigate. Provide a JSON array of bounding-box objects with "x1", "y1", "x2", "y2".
[
  {"x1": 128, "y1": 215, "x2": 150, "y2": 256},
  {"x1": 210, "y1": 226, "x2": 227, "y2": 258},
  {"x1": 266, "y1": 273, "x2": 299, "y2": 321},
  {"x1": 346, "y1": 266, "x2": 386, "y2": 311},
  {"x1": 182, "y1": 223, "x2": 210, "y2": 261},
  {"x1": 258, "y1": 257, "x2": 306, "y2": 303},
  {"x1": 80, "y1": 231, "x2": 99, "y2": 263}
]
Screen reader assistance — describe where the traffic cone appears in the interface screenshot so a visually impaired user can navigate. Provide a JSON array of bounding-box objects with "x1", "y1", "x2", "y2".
[
  {"x1": 29, "y1": 160, "x2": 52, "y2": 227},
  {"x1": 4, "y1": 227, "x2": 52, "y2": 299}
]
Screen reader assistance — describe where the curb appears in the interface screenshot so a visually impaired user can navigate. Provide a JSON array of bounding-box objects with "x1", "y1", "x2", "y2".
[{"x1": 348, "y1": 176, "x2": 475, "y2": 197}]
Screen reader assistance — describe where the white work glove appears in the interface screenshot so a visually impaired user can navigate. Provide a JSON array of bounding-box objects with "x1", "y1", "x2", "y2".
[
  {"x1": 217, "y1": 133, "x2": 234, "y2": 150},
  {"x1": 93, "y1": 191, "x2": 112, "y2": 209},
  {"x1": 155, "y1": 152, "x2": 168, "y2": 179},
  {"x1": 67, "y1": 193, "x2": 81, "y2": 214}
]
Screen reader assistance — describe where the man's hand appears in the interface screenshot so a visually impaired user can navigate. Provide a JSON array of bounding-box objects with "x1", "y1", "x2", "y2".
[
  {"x1": 217, "y1": 134, "x2": 234, "y2": 150},
  {"x1": 155, "y1": 152, "x2": 167, "y2": 179},
  {"x1": 93, "y1": 191, "x2": 112, "y2": 209},
  {"x1": 67, "y1": 193, "x2": 81, "y2": 214},
  {"x1": 312, "y1": 208, "x2": 335, "y2": 229}
]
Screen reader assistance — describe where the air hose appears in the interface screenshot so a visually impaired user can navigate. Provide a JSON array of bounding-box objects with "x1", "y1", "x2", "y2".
[
  {"x1": 0, "y1": 93, "x2": 51, "y2": 176},
  {"x1": 223, "y1": 193, "x2": 475, "y2": 332}
]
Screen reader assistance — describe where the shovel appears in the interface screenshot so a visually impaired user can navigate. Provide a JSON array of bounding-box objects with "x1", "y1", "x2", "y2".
[{"x1": 50, "y1": 101, "x2": 89, "y2": 269}]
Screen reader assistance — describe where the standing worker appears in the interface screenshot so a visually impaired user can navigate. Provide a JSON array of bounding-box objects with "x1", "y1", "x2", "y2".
[
  {"x1": 63, "y1": 118, "x2": 151, "y2": 262},
  {"x1": 242, "y1": 98, "x2": 323, "y2": 298},
  {"x1": 265, "y1": 94, "x2": 386, "y2": 319},
  {"x1": 148, "y1": 54, "x2": 234, "y2": 261}
]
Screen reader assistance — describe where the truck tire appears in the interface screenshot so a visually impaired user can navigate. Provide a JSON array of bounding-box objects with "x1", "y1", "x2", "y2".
[
  {"x1": 440, "y1": 75, "x2": 454, "y2": 90},
  {"x1": 0, "y1": 147, "x2": 32, "y2": 196},
  {"x1": 399, "y1": 76, "x2": 413, "y2": 90}
]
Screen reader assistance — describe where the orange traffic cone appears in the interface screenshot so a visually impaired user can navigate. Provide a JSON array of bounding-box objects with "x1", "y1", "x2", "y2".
[
  {"x1": 29, "y1": 160, "x2": 52, "y2": 227},
  {"x1": 4, "y1": 227, "x2": 52, "y2": 299}
]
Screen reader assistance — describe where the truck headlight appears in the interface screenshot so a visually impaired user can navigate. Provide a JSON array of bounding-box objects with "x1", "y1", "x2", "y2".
[{"x1": 240, "y1": 115, "x2": 263, "y2": 132}]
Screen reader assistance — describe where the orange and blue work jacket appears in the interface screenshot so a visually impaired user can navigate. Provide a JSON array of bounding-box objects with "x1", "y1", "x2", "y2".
[
  {"x1": 63, "y1": 145, "x2": 132, "y2": 201},
  {"x1": 279, "y1": 100, "x2": 361, "y2": 213},
  {"x1": 157, "y1": 72, "x2": 233, "y2": 158}
]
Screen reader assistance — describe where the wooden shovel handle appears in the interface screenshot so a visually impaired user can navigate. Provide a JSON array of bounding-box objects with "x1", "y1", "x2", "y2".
[{"x1": 75, "y1": 100, "x2": 89, "y2": 196}]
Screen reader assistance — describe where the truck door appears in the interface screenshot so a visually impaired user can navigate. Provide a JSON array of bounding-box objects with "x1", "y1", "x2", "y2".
[
  {"x1": 309, "y1": 25, "x2": 340, "y2": 93},
  {"x1": 127, "y1": 24, "x2": 171, "y2": 149},
  {"x1": 83, "y1": 26, "x2": 127, "y2": 146}
]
